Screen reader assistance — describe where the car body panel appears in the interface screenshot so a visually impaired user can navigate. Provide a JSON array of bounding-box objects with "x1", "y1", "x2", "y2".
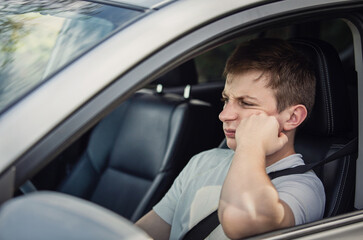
[
  {"x1": 254, "y1": 210, "x2": 363, "y2": 239},
  {"x1": 0, "y1": 0, "x2": 363, "y2": 239},
  {"x1": 348, "y1": 16, "x2": 363, "y2": 210}
]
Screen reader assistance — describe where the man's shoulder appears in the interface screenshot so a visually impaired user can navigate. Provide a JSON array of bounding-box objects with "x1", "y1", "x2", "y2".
[
  {"x1": 187, "y1": 148, "x2": 234, "y2": 171},
  {"x1": 269, "y1": 153, "x2": 324, "y2": 191},
  {"x1": 266, "y1": 153, "x2": 304, "y2": 173},
  {"x1": 196, "y1": 147, "x2": 234, "y2": 157},
  {"x1": 193, "y1": 148, "x2": 234, "y2": 162}
]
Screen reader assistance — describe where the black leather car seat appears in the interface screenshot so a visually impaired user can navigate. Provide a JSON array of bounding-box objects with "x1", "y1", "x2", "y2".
[
  {"x1": 58, "y1": 62, "x2": 220, "y2": 222},
  {"x1": 291, "y1": 38, "x2": 357, "y2": 217}
]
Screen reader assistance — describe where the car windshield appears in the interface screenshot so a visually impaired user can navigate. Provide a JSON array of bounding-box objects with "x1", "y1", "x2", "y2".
[{"x1": 0, "y1": 0, "x2": 142, "y2": 113}]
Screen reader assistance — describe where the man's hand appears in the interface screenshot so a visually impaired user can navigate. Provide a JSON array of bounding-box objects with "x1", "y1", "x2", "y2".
[{"x1": 235, "y1": 113, "x2": 288, "y2": 157}]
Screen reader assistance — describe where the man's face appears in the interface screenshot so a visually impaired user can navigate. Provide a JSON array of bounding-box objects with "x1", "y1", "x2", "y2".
[{"x1": 219, "y1": 70, "x2": 284, "y2": 151}]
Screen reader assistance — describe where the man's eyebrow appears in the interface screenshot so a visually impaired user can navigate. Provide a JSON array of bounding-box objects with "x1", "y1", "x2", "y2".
[
  {"x1": 222, "y1": 92, "x2": 259, "y2": 102},
  {"x1": 237, "y1": 95, "x2": 258, "y2": 101},
  {"x1": 221, "y1": 90, "x2": 260, "y2": 103}
]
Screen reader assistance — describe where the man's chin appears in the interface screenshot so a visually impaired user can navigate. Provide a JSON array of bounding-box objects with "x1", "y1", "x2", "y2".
[{"x1": 226, "y1": 139, "x2": 236, "y2": 151}]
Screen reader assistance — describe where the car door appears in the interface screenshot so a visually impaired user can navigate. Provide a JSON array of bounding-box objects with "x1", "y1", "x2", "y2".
[{"x1": 0, "y1": 0, "x2": 363, "y2": 239}]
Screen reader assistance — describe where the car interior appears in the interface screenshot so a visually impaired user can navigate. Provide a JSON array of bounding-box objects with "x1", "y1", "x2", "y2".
[
  {"x1": 291, "y1": 38, "x2": 356, "y2": 217},
  {"x1": 56, "y1": 65, "x2": 222, "y2": 222},
  {"x1": 11, "y1": 15, "x2": 358, "y2": 238}
]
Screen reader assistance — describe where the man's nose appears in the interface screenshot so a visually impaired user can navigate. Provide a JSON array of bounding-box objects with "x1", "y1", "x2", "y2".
[{"x1": 219, "y1": 103, "x2": 238, "y2": 122}]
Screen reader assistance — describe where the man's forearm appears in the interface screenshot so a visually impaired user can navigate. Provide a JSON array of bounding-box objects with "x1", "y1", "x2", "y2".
[
  {"x1": 135, "y1": 210, "x2": 171, "y2": 240},
  {"x1": 218, "y1": 148, "x2": 286, "y2": 239}
]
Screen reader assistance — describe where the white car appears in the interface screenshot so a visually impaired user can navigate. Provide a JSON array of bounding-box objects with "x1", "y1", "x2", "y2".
[{"x1": 0, "y1": 0, "x2": 362, "y2": 239}]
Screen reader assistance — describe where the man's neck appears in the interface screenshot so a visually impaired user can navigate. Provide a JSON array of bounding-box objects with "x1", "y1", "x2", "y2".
[{"x1": 265, "y1": 141, "x2": 296, "y2": 167}]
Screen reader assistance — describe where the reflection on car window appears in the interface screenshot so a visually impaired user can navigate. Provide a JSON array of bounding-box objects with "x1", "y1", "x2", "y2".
[
  {"x1": 195, "y1": 20, "x2": 352, "y2": 84},
  {"x1": 0, "y1": 0, "x2": 142, "y2": 113}
]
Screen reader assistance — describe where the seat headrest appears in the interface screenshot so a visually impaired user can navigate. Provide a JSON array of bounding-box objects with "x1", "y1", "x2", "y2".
[
  {"x1": 290, "y1": 39, "x2": 352, "y2": 137},
  {"x1": 153, "y1": 60, "x2": 198, "y2": 87}
]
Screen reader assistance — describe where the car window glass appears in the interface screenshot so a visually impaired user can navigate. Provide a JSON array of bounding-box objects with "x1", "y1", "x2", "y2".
[
  {"x1": 194, "y1": 30, "x2": 294, "y2": 83},
  {"x1": 0, "y1": 0, "x2": 142, "y2": 113},
  {"x1": 194, "y1": 36, "x2": 255, "y2": 83},
  {"x1": 194, "y1": 19, "x2": 352, "y2": 84}
]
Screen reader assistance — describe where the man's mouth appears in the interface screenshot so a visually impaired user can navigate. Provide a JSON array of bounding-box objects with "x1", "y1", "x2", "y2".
[{"x1": 224, "y1": 129, "x2": 235, "y2": 138}]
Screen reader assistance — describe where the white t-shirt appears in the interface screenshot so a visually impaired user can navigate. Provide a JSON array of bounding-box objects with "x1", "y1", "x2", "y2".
[{"x1": 153, "y1": 148, "x2": 325, "y2": 239}]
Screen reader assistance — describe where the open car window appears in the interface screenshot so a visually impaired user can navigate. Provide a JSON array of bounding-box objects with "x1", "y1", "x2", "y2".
[{"x1": 0, "y1": 0, "x2": 362, "y2": 239}]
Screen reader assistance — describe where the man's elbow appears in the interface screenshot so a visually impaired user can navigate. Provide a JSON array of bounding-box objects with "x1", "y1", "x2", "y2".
[
  {"x1": 219, "y1": 206, "x2": 257, "y2": 239},
  {"x1": 219, "y1": 206, "x2": 283, "y2": 239}
]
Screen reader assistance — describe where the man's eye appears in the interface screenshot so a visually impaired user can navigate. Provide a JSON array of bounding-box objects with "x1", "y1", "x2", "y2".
[{"x1": 240, "y1": 100, "x2": 253, "y2": 106}]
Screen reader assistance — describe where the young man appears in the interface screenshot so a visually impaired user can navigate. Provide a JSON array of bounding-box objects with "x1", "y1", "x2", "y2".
[{"x1": 136, "y1": 38, "x2": 325, "y2": 239}]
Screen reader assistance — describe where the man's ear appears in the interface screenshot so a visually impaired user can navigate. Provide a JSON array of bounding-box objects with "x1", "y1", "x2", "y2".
[{"x1": 282, "y1": 104, "x2": 308, "y2": 131}]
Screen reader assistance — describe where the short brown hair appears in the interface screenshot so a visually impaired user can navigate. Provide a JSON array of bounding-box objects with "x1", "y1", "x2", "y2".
[{"x1": 224, "y1": 38, "x2": 316, "y2": 115}]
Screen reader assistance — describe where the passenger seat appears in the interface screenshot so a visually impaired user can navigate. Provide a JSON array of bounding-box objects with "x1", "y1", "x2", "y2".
[{"x1": 58, "y1": 62, "x2": 220, "y2": 222}]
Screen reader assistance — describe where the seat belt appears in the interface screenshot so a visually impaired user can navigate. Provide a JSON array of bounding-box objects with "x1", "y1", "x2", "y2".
[{"x1": 183, "y1": 137, "x2": 357, "y2": 240}]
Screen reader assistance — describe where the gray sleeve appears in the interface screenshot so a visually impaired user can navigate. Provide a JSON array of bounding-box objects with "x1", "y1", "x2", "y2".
[
  {"x1": 153, "y1": 184, "x2": 179, "y2": 225},
  {"x1": 153, "y1": 155, "x2": 196, "y2": 225},
  {"x1": 273, "y1": 172, "x2": 326, "y2": 225}
]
